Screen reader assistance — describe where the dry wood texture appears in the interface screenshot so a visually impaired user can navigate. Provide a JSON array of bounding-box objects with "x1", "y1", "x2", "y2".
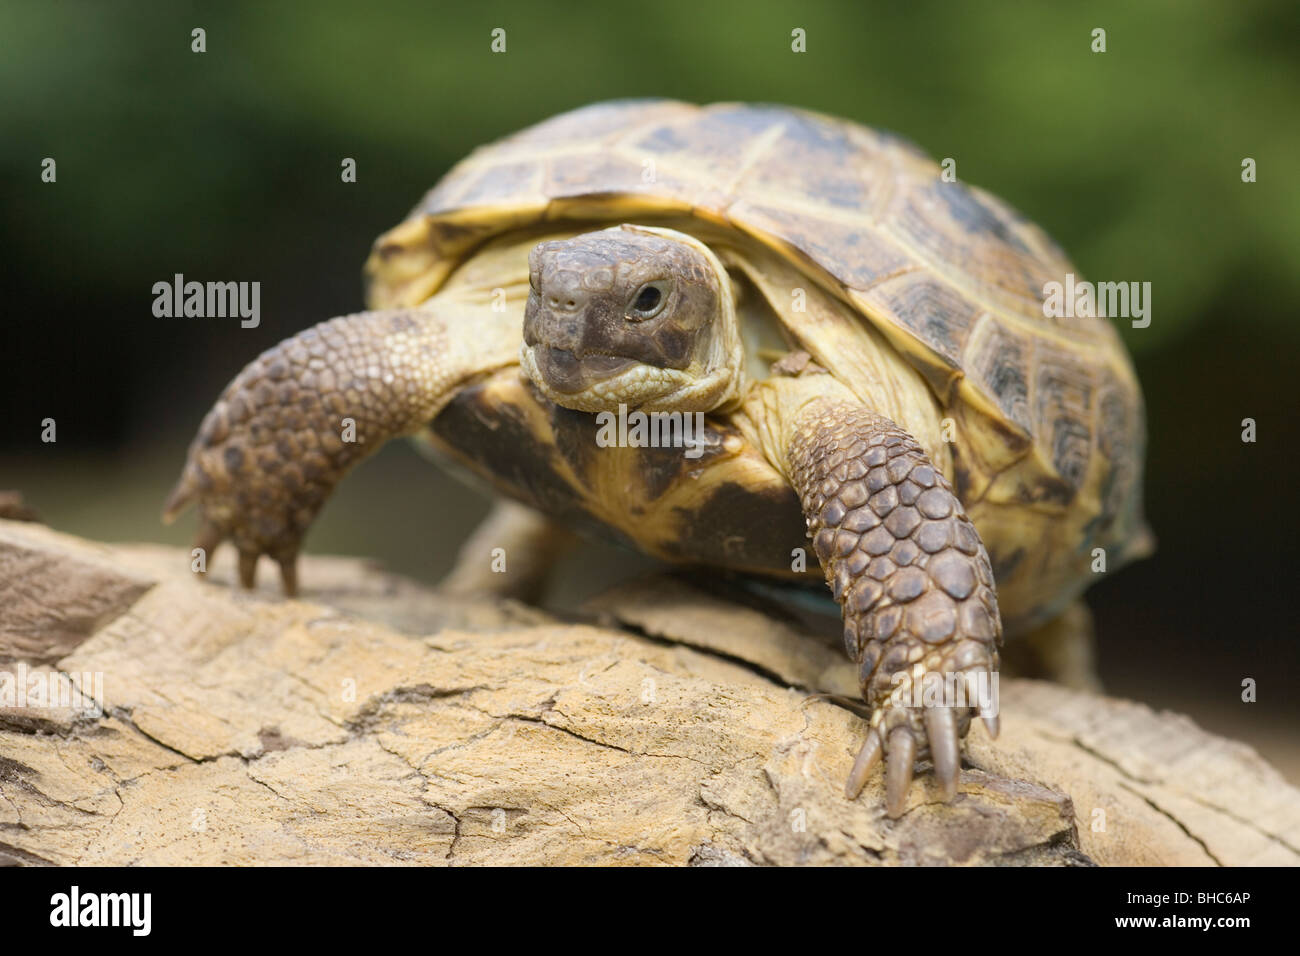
[{"x1": 1, "y1": 518, "x2": 1296, "y2": 866}]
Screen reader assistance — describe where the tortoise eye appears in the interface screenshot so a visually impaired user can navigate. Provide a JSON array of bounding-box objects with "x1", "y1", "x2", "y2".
[{"x1": 628, "y1": 281, "x2": 669, "y2": 319}]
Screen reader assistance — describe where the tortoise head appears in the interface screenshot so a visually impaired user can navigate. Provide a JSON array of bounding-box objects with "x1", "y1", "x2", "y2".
[{"x1": 521, "y1": 225, "x2": 746, "y2": 413}]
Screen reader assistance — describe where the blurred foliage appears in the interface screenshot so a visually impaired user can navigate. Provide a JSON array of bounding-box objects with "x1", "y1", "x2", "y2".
[{"x1": 2, "y1": 0, "x2": 1298, "y2": 362}]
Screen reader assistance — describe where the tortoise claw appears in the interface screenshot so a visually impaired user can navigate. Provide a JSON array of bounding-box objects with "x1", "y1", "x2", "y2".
[
  {"x1": 277, "y1": 554, "x2": 299, "y2": 598},
  {"x1": 982, "y1": 712, "x2": 1000, "y2": 739},
  {"x1": 925, "y1": 707, "x2": 961, "y2": 801},
  {"x1": 845, "y1": 728, "x2": 883, "y2": 799},
  {"x1": 202, "y1": 539, "x2": 298, "y2": 597},
  {"x1": 193, "y1": 522, "x2": 223, "y2": 562},
  {"x1": 238, "y1": 550, "x2": 259, "y2": 590},
  {"x1": 885, "y1": 727, "x2": 916, "y2": 818}
]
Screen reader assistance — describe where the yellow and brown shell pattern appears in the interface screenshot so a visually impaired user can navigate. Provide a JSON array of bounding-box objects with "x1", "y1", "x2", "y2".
[{"x1": 370, "y1": 100, "x2": 1150, "y2": 629}]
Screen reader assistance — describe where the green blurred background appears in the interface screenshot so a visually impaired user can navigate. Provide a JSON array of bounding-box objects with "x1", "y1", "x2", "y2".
[{"x1": 3, "y1": 1, "x2": 1298, "y2": 777}]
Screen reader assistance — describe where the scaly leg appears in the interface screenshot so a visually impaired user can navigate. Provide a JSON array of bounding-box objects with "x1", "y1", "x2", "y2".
[
  {"x1": 163, "y1": 306, "x2": 520, "y2": 594},
  {"x1": 785, "y1": 399, "x2": 1003, "y2": 816}
]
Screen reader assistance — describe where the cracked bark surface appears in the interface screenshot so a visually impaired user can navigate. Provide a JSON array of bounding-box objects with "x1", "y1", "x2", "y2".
[{"x1": 1, "y1": 518, "x2": 1297, "y2": 866}]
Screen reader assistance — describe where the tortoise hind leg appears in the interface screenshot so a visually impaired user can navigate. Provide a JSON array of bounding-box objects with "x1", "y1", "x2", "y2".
[
  {"x1": 440, "y1": 499, "x2": 577, "y2": 602},
  {"x1": 1001, "y1": 601, "x2": 1101, "y2": 692}
]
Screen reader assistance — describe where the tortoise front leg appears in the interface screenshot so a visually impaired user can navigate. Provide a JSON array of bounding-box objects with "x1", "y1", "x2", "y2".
[
  {"x1": 785, "y1": 399, "x2": 1002, "y2": 816},
  {"x1": 163, "y1": 307, "x2": 518, "y2": 595}
]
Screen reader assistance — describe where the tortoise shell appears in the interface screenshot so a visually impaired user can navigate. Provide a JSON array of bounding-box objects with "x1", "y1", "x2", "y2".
[{"x1": 365, "y1": 100, "x2": 1150, "y2": 626}]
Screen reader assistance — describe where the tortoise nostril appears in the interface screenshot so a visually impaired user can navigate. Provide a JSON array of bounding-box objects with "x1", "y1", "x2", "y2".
[
  {"x1": 542, "y1": 291, "x2": 585, "y2": 312},
  {"x1": 537, "y1": 268, "x2": 590, "y2": 312}
]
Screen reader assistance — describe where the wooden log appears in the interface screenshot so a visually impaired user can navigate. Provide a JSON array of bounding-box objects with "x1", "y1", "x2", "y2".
[{"x1": 0, "y1": 518, "x2": 1296, "y2": 866}]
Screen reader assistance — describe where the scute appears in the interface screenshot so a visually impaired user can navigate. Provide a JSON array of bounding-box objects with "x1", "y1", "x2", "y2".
[
  {"x1": 728, "y1": 201, "x2": 914, "y2": 291},
  {"x1": 964, "y1": 314, "x2": 1032, "y2": 434},
  {"x1": 366, "y1": 100, "x2": 1149, "y2": 603}
]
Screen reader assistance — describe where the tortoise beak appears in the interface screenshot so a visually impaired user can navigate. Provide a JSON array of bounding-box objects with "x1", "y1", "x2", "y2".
[{"x1": 531, "y1": 345, "x2": 636, "y2": 394}]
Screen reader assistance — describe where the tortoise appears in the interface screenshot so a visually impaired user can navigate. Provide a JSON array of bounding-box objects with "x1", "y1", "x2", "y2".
[{"x1": 164, "y1": 100, "x2": 1150, "y2": 817}]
